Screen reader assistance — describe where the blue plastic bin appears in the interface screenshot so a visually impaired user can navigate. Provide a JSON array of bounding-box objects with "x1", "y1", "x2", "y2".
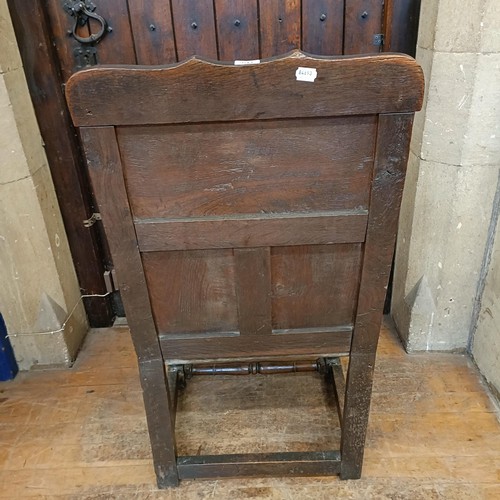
[{"x1": 0, "y1": 314, "x2": 18, "y2": 381}]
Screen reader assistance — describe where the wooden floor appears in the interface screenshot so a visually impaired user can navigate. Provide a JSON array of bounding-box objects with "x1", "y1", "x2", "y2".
[{"x1": 0, "y1": 320, "x2": 499, "y2": 499}]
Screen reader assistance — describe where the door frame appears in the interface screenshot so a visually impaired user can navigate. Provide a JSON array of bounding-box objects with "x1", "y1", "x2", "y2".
[{"x1": 7, "y1": 0, "x2": 114, "y2": 327}]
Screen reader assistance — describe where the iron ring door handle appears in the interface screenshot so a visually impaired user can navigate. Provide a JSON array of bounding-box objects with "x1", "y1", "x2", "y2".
[{"x1": 69, "y1": 2, "x2": 108, "y2": 45}]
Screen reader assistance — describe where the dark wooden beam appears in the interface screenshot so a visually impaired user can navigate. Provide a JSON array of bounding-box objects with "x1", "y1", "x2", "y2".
[
  {"x1": 329, "y1": 358, "x2": 346, "y2": 423},
  {"x1": 384, "y1": 0, "x2": 421, "y2": 57},
  {"x1": 177, "y1": 451, "x2": 341, "y2": 479},
  {"x1": 7, "y1": 0, "x2": 114, "y2": 326}
]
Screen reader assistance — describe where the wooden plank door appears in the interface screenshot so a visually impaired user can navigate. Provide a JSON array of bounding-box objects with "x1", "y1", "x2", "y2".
[
  {"x1": 39, "y1": 0, "x2": 397, "y2": 76},
  {"x1": 7, "y1": 0, "x2": 421, "y2": 326}
]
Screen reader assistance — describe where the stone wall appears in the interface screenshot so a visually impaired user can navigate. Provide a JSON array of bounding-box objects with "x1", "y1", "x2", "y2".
[
  {"x1": 393, "y1": 0, "x2": 500, "y2": 349},
  {"x1": 392, "y1": 0, "x2": 500, "y2": 393},
  {"x1": 0, "y1": 1, "x2": 88, "y2": 369},
  {"x1": 472, "y1": 213, "x2": 500, "y2": 397}
]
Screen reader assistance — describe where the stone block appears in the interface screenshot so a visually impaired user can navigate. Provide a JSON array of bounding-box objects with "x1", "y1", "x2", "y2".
[
  {"x1": 0, "y1": 0, "x2": 22, "y2": 73},
  {"x1": 0, "y1": 74, "x2": 30, "y2": 185},
  {"x1": 2, "y1": 67, "x2": 47, "y2": 178},
  {"x1": 462, "y1": 53, "x2": 500, "y2": 167},
  {"x1": 31, "y1": 155, "x2": 83, "y2": 313},
  {"x1": 416, "y1": 0, "x2": 439, "y2": 51},
  {"x1": 480, "y1": 0, "x2": 500, "y2": 53},
  {"x1": 472, "y1": 215, "x2": 500, "y2": 394},
  {"x1": 420, "y1": 52, "x2": 478, "y2": 166},
  {"x1": 411, "y1": 46, "x2": 435, "y2": 158},
  {"x1": 433, "y1": 0, "x2": 484, "y2": 53},
  {"x1": 400, "y1": 275, "x2": 438, "y2": 352},
  {"x1": 392, "y1": 151, "x2": 421, "y2": 332},
  {"x1": 0, "y1": 173, "x2": 62, "y2": 334},
  {"x1": 394, "y1": 160, "x2": 500, "y2": 351},
  {"x1": 0, "y1": 3, "x2": 88, "y2": 369},
  {"x1": 0, "y1": 167, "x2": 87, "y2": 369},
  {"x1": 9, "y1": 331, "x2": 70, "y2": 370}
]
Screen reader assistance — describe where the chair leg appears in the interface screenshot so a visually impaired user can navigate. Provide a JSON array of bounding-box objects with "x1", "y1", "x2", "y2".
[
  {"x1": 326, "y1": 357, "x2": 346, "y2": 424},
  {"x1": 139, "y1": 358, "x2": 179, "y2": 488},
  {"x1": 339, "y1": 352, "x2": 376, "y2": 480}
]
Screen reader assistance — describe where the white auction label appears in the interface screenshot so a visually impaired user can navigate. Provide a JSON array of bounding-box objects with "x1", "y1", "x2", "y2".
[
  {"x1": 295, "y1": 67, "x2": 317, "y2": 82},
  {"x1": 234, "y1": 59, "x2": 261, "y2": 65}
]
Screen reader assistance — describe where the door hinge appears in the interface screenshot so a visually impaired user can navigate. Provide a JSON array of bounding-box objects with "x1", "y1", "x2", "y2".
[
  {"x1": 83, "y1": 212, "x2": 101, "y2": 227},
  {"x1": 373, "y1": 33, "x2": 384, "y2": 47},
  {"x1": 103, "y1": 269, "x2": 119, "y2": 293}
]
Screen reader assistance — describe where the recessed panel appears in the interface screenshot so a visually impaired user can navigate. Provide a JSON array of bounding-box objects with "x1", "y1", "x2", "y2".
[
  {"x1": 271, "y1": 243, "x2": 363, "y2": 329},
  {"x1": 142, "y1": 250, "x2": 238, "y2": 335},
  {"x1": 117, "y1": 116, "x2": 376, "y2": 219}
]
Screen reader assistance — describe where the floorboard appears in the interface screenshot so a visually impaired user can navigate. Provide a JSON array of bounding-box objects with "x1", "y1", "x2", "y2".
[{"x1": 0, "y1": 320, "x2": 498, "y2": 499}]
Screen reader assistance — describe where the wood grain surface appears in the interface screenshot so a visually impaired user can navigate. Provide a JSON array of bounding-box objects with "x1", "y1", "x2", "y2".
[
  {"x1": 1, "y1": 323, "x2": 498, "y2": 498},
  {"x1": 341, "y1": 113, "x2": 415, "y2": 479},
  {"x1": 215, "y1": 0, "x2": 260, "y2": 61},
  {"x1": 89, "y1": 0, "x2": 136, "y2": 64},
  {"x1": 128, "y1": 0, "x2": 177, "y2": 65},
  {"x1": 171, "y1": 0, "x2": 218, "y2": 60},
  {"x1": 66, "y1": 52, "x2": 424, "y2": 127},
  {"x1": 80, "y1": 127, "x2": 160, "y2": 362},
  {"x1": 271, "y1": 244, "x2": 363, "y2": 330},
  {"x1": 80, "y1": 127, "x2": 180, "y2": 486},
  {"x1": 259, "y1": 0, "x2": 301, "y2": 57},
  {"x1": 302, "y1": 0, "x2": 344, "y2": 55},
  {"x1": 135, "y1": 212, "x2": 368, "y2": 251},
  {"x1": 234, "y1": 248, "x2": 273, "y2": 338},
  {"x1": 344, "y1": 0, "x2": 385, "y2": 54},
  {"x1": 142, "y1": 249, "x2": 239, "y2": 336},
  {"x1": 159, "y1": 328, "x2": 353, "y2": 361},
  {"x1": 118, "y1": 117, "x2": 376, "y2": 218}
]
